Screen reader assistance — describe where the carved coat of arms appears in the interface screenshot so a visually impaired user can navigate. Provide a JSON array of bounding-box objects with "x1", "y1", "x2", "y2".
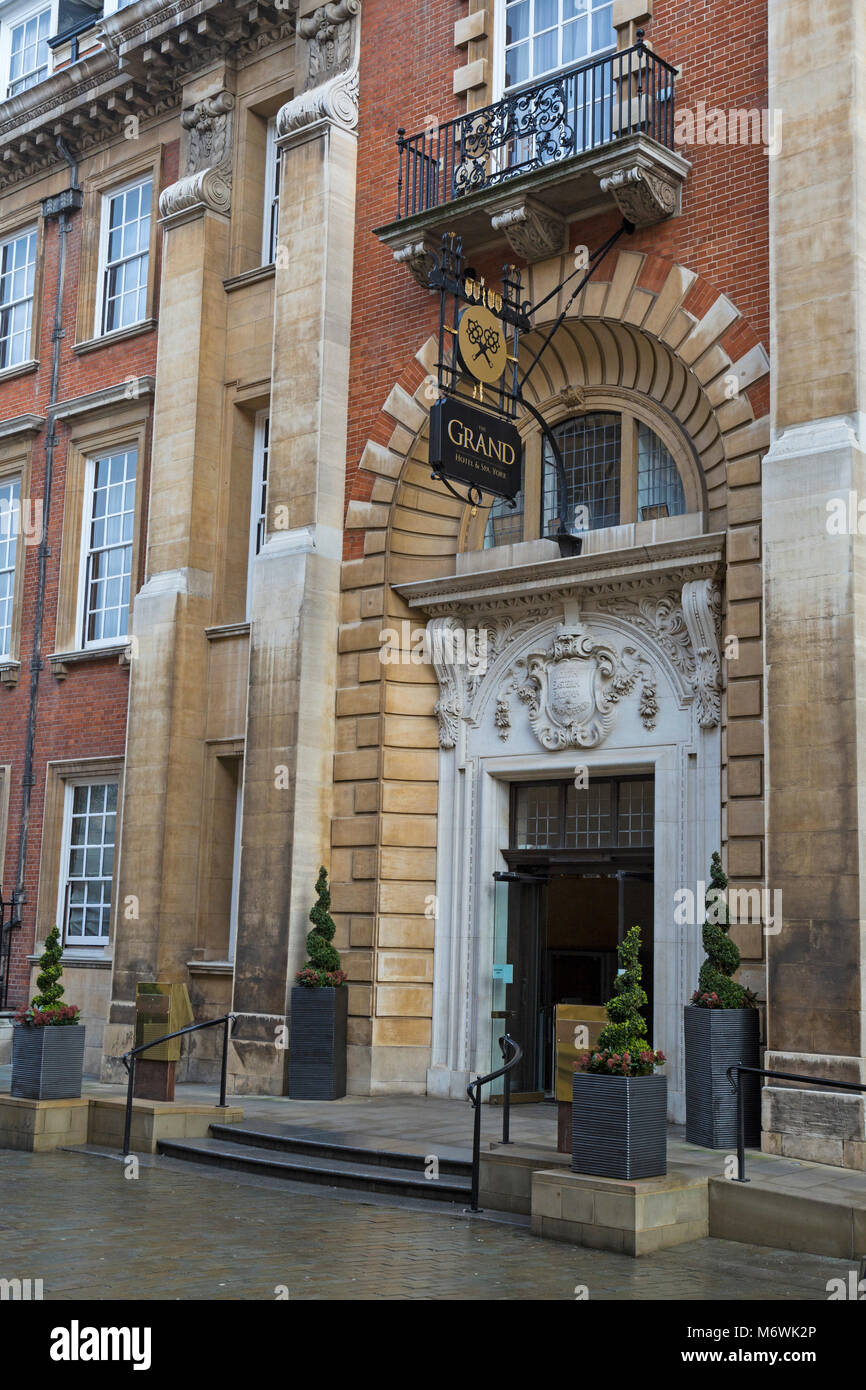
[{"x1": 506, "y1": 623, "x2": 657, "y2": 749}]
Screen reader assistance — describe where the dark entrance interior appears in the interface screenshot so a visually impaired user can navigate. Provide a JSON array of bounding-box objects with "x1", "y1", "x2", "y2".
[{"x1": 492, "y1": 776, "x2": 654, "y2": 1097}]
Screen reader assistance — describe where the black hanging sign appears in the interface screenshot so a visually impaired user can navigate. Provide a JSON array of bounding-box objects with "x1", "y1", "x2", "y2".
[{"x1": 429, "y1": 395, "x2": 522, "y2": 504}]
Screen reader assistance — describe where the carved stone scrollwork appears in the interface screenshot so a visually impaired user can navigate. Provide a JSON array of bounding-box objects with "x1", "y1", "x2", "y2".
[
  {"x1": 428, "y1": 616, "x2": 468, "y2": 750},
  {"x1": 681, "y1": 579, "x2": 722, "y2": 728},
  {"x1": 598, "y1": 163, "x2": 679, "y2": 227},
  {"x1": 393, "y1": 237, "x2": 439, "y2": 290},
  {"x1": 606, "y1": 579, "x2": 721, "y2": 727},
  {"x1": 277, "y1": 0, "x2": 361, "y2": 140},
  {"x1": 489, "y1": 195, "x2": 567, "y2": 262},
  {"x1": 158, "y1": 90, "x2": 235, "y2": 221}
]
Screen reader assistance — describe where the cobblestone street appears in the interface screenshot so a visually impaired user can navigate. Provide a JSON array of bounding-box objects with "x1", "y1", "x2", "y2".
[{"x1": 0, "y1": 1150, "x2": 854, "y2": 1301}]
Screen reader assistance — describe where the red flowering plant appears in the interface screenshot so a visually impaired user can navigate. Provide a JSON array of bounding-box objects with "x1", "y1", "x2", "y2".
[
  {"x1": 574, "y1": 925, "x2": 665, "y2": 1077},
  {"x1": 14, "y1": 926, "x2": 80, "y2": 1026},
  {"x1": 296, "y1": 967, "x2": 347, "y2": 990},
  {"x1": 577, "y1": 1046, "x2": 666, "y2": 1078},
  {"x1": 15, "y1": 1004, "x2": 80, "y2": 1028}
]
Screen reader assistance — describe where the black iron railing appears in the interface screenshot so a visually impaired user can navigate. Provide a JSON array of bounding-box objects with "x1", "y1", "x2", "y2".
[
  {"x1": 0, "y1": 889, "x2": 21, "y2": 1011},
  {"x1": 727, "y1": 1064, "x2": 866, "y2": 1183},
  {"x1": 396, "y1": 37, "x2": 678, "y2": 220},
  {"x1": 466, "y1": 1034, "x2": 523, "y2": 1212},
  {"x1": 121, "y1": 1012, "x2": 236, "y2": 1157}
]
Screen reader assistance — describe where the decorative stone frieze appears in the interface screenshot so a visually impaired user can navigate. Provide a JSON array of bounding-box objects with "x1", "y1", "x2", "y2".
[
  {"x1": 277, "y1": 0, "x2": 361, "y2": 141},
  {"x1": 419, "y1": 565, "x2": 722, "y2": 747},
  {"x1": 159, "y1": 90, "x2": 235, "y2": 222},
  {"x1": 489, "y1": 195, "x2": 567, "y2": 262}
]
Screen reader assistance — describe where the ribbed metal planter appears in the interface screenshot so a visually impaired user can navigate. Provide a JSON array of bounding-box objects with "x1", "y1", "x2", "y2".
[
  {"x1": 572, "y1": 1071, "x2": 667, "y2": 1180},
  {"x1": 684, "y1": 1006, "x2": 760, "y2": 1149},
  {"x1": 10, "y1": 1025, "x2": 85, "y2": 1100},
  {"x1": 288, "y1": 986, "x2": 347, "y2": 1100}
]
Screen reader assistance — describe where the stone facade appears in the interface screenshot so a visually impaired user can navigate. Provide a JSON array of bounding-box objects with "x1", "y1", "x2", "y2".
[{"x1": 0, "y1": 0, "x2": 861, "y2": 1172}]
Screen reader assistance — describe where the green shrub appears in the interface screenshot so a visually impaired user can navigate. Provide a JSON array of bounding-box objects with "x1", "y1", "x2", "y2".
[
  {"x1": 576, "y1": 925, "x2": 665, "y2": 1075},
  {"x1": 692, "y1": 852, "x2": 756, "y2": 1009},
  {"x1": 296, "y1": 867, "x2": 346, "y2": 988}
]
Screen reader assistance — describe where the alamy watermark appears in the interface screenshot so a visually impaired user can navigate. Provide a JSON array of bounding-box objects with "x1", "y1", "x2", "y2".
[
  {"x1": 378, "y1": 619, "x2": 488, "y2": 671},
  {"x1": 674, "y1": 880, "x2": 782, "y2": 935},
  {"x1": 674, "y1": 102, "x2": 783, "y2": 157}
]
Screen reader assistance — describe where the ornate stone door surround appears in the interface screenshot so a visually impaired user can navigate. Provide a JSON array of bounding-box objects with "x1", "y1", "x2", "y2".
[{"x1": 397, "y1": 532, "x2": 724, "y2": 1122}]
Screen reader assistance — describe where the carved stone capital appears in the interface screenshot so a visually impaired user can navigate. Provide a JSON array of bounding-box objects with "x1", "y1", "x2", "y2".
[
  {"x1": 277, "y1": 0, "x2": 361, "y2": 139},
  {"x1": 182, "y1": 90, "x2": 235, "y2": 172},
  {"x1": 159, "y1": 164, "x2": 233, "y2": 222},
  {"x1": 489, "y1": 195, "x2": 567, "y2": 261},
  {"x1": 159, "y1": 88, "x2": 235, "y2": 222}
]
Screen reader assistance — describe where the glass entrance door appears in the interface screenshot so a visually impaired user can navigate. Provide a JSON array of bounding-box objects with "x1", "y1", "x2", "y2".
[
  {"x1": 491, "y1": 871, "x2": 547, "y2": 1096},
  {"x1": 490, "y1": 774, "x2": 655, "y2": 1097}
]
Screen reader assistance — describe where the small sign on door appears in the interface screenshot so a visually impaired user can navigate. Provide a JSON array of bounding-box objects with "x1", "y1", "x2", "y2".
[{"x1": 492, "y1": 963, "x2": 514, "y2": 983}]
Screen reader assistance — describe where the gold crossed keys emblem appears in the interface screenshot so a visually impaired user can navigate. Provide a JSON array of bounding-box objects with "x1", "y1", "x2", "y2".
[{"x1": 457, "y1": 304, "x2": 507, "y2": 385}]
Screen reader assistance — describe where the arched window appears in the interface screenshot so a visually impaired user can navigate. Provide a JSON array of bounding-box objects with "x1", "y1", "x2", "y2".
[
  {"x1": 473, "y1": 406, "x2": 696, "y2": 553},
  {"x1": 540, "y1": 412, "x2": 688, "y2": 539}
]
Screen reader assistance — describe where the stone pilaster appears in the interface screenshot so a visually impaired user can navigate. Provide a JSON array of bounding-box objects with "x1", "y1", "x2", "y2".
[
  {"x1": 762, "y1": 0, "x2": 866, "y2": 1167},
  {"x1": 101, "y1": 80, "x2": 233, "y2": 1079},
  {"x1": 227, "y1": 1, "x2": 360, "y2": 1092}
]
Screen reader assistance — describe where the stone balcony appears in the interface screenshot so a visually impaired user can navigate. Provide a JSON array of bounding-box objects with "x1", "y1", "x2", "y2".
[{"x1": 375, "y1": 39, "x2": 689, "y2": 288}]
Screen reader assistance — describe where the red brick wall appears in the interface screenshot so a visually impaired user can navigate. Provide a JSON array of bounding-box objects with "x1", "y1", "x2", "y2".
[
  {"x1": 0, "y1": 139, "x2": 178, "y2": 1007},
  {"x1": 346, "y1": 0, "x2": 769, "y2": 533}
]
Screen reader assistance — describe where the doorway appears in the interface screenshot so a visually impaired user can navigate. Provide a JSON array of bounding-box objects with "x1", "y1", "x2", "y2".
[{"x1": 491, "y1": 776, "x2": 654, "y2": 1097}]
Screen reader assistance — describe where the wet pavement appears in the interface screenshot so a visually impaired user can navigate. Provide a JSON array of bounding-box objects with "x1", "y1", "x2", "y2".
[{"x1": 0, "y1": 1148, "x2": 855, "y2": 1301}]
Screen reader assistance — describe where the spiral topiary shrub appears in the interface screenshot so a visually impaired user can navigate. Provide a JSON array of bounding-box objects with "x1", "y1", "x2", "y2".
[
  {"x1": 577, "y1": 924, "x2": 665, "y2": 1075},
  {"x1": 15, "y1": 925, "x2": 80, "y2": 1026},
  {"x1": 692, "y1": 852, "x2": 756, "y2": 1009},
  {"x1": 296, "y1": 866, "x2": 346, "y2": 988}
]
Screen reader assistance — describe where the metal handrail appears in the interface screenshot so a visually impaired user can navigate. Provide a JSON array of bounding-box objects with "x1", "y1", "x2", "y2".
[
  {"x1": 726, "y1": 1064, "x2": 866, "y2": 1183},
  {"x1": 395, "y1": 37, "x2": 678, "y2": 220},
  {"x1": 120, "y1": 1013, "x2": 236, "y2": 1156},
  {"x1": 466, "y1": 1034, "x2": 523, "y2": 1212}
]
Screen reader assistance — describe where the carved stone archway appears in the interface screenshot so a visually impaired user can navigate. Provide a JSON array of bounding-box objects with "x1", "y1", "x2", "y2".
[{"x1": 333, "y1": 250, "x2": 769, "y2": 1098}]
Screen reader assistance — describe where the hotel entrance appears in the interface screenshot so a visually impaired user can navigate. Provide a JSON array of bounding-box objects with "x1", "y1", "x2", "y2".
[{"x1": 491, "y1": 776, "x2": 654, "y2": 1097}]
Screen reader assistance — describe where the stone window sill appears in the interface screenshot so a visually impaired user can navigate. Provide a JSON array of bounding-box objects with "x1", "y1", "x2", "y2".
[
  {"x1": 223, "y1": 264, "x2": 275, "y2": 293},
  {"x1": 27, "y1": 952, "x2": 112, "y2": 969},
  {"x1": 187, "y1": 960, "x2": 234, "y2": 976},
  {"x1": 0, "y1": 660, "x2": 20, "y2": 687},
  {"x1": 0, "y1": 358, "x2": 38, "y2": 384},
  {"x1": 74, "y1": 319, "x2": 157, "y2": 355},
  {"x1": 49, "y1": 643, "x2": 131, "y2": 679}
]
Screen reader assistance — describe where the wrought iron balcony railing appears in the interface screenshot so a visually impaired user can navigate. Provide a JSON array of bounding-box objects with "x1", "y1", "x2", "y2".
[{"x1": 395, "y1": 39, "x2": 678, "y2": 222}]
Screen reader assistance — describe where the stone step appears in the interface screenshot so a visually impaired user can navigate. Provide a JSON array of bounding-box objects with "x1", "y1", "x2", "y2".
[
  {"x1": 157, "y1": 1135, "x2": 473, "y2": 1202},
  {"x1": 207, "y1": 1122, "x2": 473, "y2": 1177},
  {"x1": 709, "y1": 1173, "x2": 866, "y2": 1261}
]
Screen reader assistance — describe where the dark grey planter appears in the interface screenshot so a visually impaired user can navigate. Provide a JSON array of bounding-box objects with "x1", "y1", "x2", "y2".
[
  {"x1": 10, "y1": 1025, "x2": 85, "y2": 1100},
  {"x1": 288, "y1": 986, "x2": 347, "y2": 1100},
  {"x1": 572, "y1": 1071, "x2": 667, "y2": 1180},
  {"x1": 684, "y1": 1005, "x2": 760, "y2": 1148}
]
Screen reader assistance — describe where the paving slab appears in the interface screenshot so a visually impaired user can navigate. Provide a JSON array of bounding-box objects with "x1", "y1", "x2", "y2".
[{"x1": 0, "y1": 1149, "x2": 856, "y2": 1301}]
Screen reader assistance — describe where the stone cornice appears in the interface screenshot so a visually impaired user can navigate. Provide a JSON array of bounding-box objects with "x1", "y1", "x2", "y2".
[
  {"x1": 395, "y1": 533, "x2": 725, "y2": 617},
  {"x1": 0, "y1": 0, "x2": 297, "y2": 189}
]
